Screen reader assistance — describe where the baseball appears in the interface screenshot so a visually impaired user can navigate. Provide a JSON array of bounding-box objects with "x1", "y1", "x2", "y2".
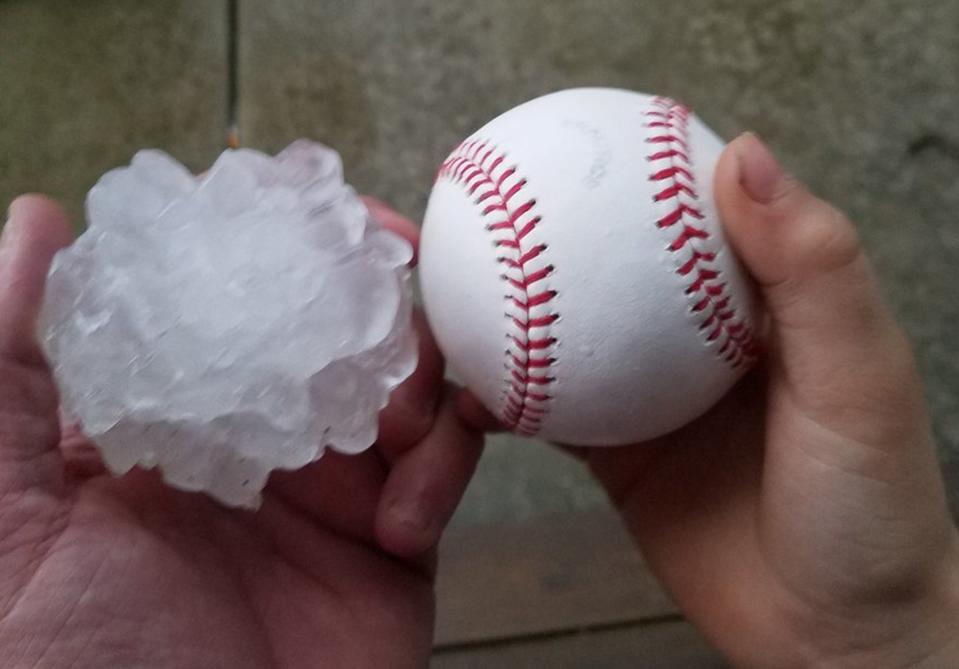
[{"x1": 419, "y1": 88, "x2": 760, "y2": 446}]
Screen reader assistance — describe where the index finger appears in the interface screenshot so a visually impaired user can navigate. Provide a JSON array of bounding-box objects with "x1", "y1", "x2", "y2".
[
  {"x1": 376, "y1": 309, "x2": 445, "y2": 461},
  {"x1": 361, "y1": 195, "x2": 420, "y2": 266}
]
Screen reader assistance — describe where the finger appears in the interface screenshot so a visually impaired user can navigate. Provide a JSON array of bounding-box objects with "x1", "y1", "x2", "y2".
[
  {"x1": 62, "y1": 445, "x2": 107, "y2": 481},
  {"x1": 0, "y1": 195, "x2": 74, "y2": 365},
  {"x1": 268, "y1": 449, "x2": 387, "y2": 546},
  {"x1": 376, "y1": 309, "x2": 445, "y2": 461},
  {"x1": 375, "y1": 390, "x2": 484, "y2": 559},
  {"x1": 361, "y1": 195, "x2": 420, "y2": 266},
  {"x1": 454, "y1": 389, "x2": 506, "y2": 434},
  {"x1": 0, "y1": 196, "x2": 72, "y2": 484},
  {"x1": 716, "y1": 133, "x2": 891, "y2": 349},
  {"x1": 714, "y1": 134, "x2": 923, "y2": 434},
  {"x1": 60, "y1": 421, "x2": 108, "y2": 481}
]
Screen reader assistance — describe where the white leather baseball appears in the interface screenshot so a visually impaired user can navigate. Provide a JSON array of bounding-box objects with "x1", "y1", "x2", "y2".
[{"x1": 419, "y1": 88, "x2": 759, "y2": 446}]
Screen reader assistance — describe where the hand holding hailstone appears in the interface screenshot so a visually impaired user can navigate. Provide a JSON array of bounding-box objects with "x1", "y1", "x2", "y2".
[{"x1": 39, "y1": 141, "x2": 418, "y2": 508}]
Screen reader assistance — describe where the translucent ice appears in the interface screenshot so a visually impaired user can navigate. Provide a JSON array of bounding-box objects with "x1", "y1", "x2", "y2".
[{"x1": 39, "y1": 141, "x2": 417, "y2": 508}]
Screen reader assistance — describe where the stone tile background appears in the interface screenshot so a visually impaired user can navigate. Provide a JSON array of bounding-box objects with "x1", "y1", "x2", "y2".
[{"x1": 0, "y1": 0, "x2": 228, "y2": 222}]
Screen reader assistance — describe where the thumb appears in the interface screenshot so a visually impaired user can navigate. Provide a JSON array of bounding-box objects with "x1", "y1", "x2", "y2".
[
  {"x1": 714, "y1": 134, "x2": 923, "y2": 439},
  {"x1": 0, "y1": 195, "x2": 74, "y2": 487},
  {"x1": 0, "y1": 194, "x2": 74, "y2": 365}
]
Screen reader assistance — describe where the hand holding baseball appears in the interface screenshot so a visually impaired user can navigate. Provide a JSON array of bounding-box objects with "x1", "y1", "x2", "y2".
[
  {"x1": 465, "y1": 133, "x2": 959, "y2": 668},
  {"x1": 0, "y1": 195, "x2": 482, "y2": 668}
]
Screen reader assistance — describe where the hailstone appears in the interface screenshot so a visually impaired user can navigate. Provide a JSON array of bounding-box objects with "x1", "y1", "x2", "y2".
[{"x1": 38, "y1": 141, "x2": 417, "y2": 508}]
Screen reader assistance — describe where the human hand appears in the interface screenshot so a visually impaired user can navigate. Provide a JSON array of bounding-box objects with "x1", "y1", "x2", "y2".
[
  {"x1": 459, "y1": 133, "x2": 959, "y2": 668},
  {"x1": 0, "y1": 194, "x2": 482, "y2": 668},
  {"x1": 579, "y1": 134, "x2": 959, "y2": 668}
]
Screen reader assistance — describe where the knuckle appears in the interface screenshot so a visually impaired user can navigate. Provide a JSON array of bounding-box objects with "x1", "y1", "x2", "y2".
[
  {"x1": 793, "y1": 202, "x2": 862, "y2": 275},
  {"x1": 769, "y1": 172, "x2": 805, "y2": 204}
]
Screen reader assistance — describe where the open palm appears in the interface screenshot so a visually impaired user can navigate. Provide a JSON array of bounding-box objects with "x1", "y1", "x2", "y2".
[{"x1": 0, "y1": 195, "x2": 482, "y2": 669}]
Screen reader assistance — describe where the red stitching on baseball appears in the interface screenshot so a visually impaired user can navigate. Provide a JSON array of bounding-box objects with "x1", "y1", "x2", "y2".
[
  {"x1": 512, "y1": 314, "x2": 559, "y2": 330},
  {"x1": 644, "y1": 96, "x2": 759, "y2": 368},
  {"x1": 677, "y1": 250, "x2": 716, "y2": 275},
  {"x1": 653, "y1": 182, "x2": 698, "y2": 202},
  {"x1": 651, "y1": 166, "x2": 694, "y2": 182},
  {"x1": 648, "y1": 148, "x2": 689, "y2": 162},
  {"x1": 516, "y1": 217, "x2": 542, "y2": 240},
  {"x1": 518, "y1": 244, "x2": 548, "y2": 266},
  {"x1": 509, "y1": 353, "x2": 554, "y2": 369},
  {"x1": 658, "y1": 204, "x2": 704, "y2": 229},
  {"x1": 437, "y1": 141, "x2": 559, "y2": 436}
]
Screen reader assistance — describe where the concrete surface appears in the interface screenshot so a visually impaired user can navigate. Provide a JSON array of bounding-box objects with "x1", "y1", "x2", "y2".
[
  {"x1": 0, "y1": 0, "x2": 228, "y2": 223},
  {"x1": 449, "y1": 435, "x2": 606, "y2": 529},
  {"x1": 1, "y1": 0, "x2": 956, "y2": 524}
]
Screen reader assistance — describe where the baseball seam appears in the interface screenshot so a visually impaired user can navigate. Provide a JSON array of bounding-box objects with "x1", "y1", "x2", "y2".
[
  {"x1": 436, "y1": 140, "x2": 559, "y2": 436},
  {"x1": 645, "y1": 96, "x2": 758, "y2": 367}
]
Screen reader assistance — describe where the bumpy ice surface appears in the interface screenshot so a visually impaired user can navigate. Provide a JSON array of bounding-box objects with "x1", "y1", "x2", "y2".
[{"x1": 39, "y1": 141, "x2": 417, "y2": 508}]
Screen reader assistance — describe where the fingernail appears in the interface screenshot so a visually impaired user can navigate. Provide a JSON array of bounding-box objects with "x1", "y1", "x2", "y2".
[
  {"x1": 0, "y1": 204, "x2": 19, "y2": 251},
  {"x1": 733, "y1": 132, "x2": 785, "y2": 205},
  {"x1": 6, "y1": 195, "x2": 36, "y2": 221},
  {"x1": 2, "y1": 196, "x2": 34, "y2": 246}
]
